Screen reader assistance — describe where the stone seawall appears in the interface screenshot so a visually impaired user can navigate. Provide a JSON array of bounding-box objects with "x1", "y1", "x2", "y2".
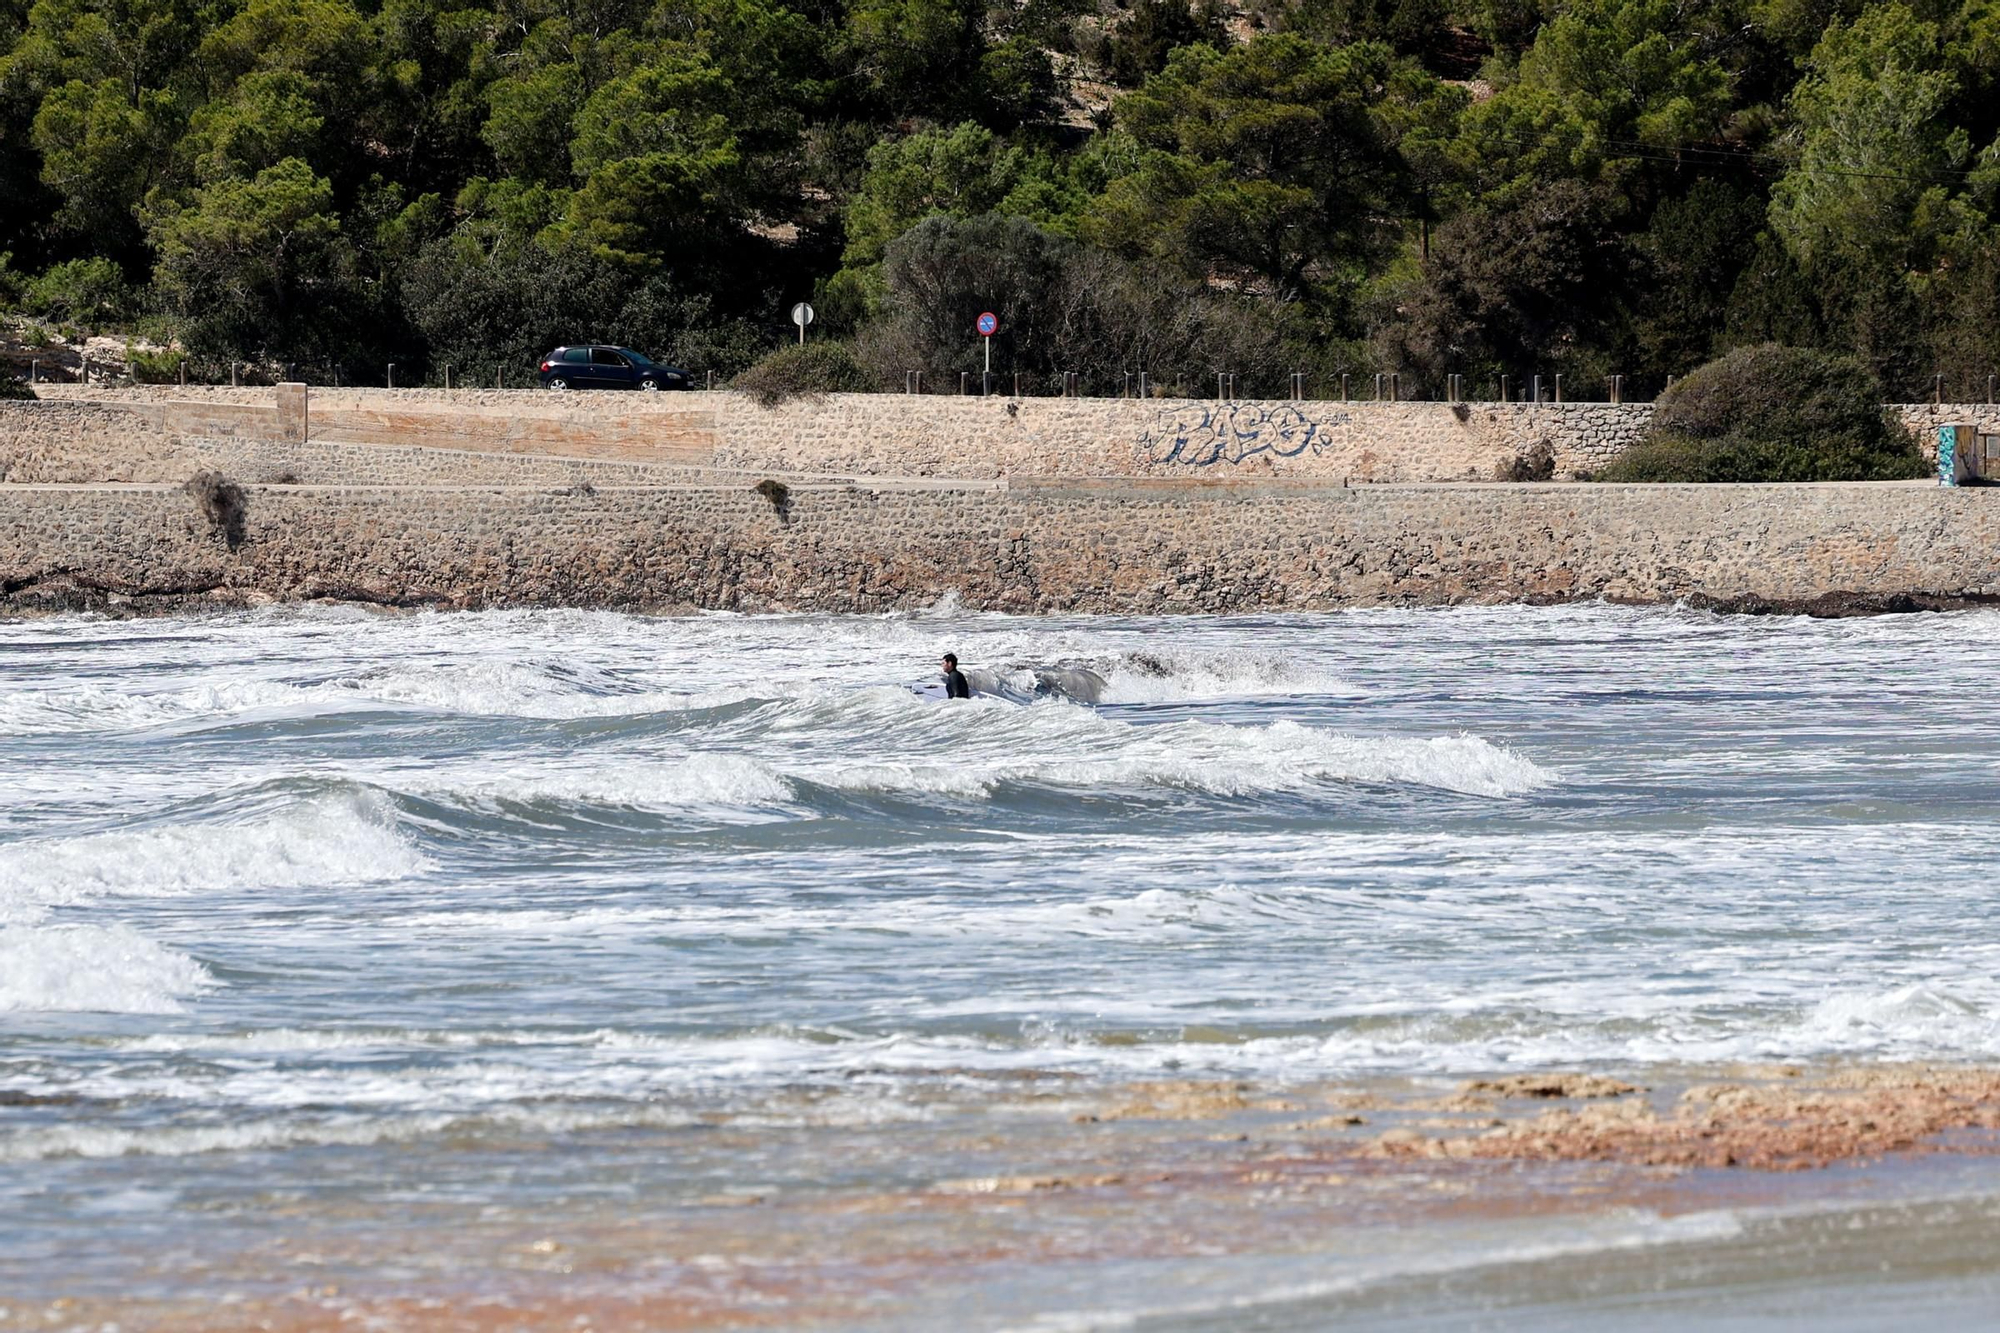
[
  {"x1": 6, "y1": 479, "x2": 1996, "y2": 615},
  {"x1": 22, "y1": 387, "x2": 1997, "y2": 484},
  {"x1": 26, "y1": 388, "x2": 1648, "y2": 481}
]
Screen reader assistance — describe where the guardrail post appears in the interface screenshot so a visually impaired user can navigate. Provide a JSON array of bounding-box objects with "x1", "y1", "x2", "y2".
[
  {"x1": 1935, "y1": 373, "x2": 1945, "y2": 404},
  {"x1": 1340, "y1": 373, "x2": 1349, "y2": 402},
  {"x1": 1609, "y1": 374, "x2": 1621, "y2": 404},
  {"x1": 1390, "y1": 372, "x2": 1400, "y2": 402},
  {"x1": 1554, "y1": 373, "x2": 1563, "y2": 404}
]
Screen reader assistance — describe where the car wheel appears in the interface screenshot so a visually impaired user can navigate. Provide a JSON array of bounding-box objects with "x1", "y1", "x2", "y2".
[
  {"x1": 639, "y1": 377, "x2": 660, "y2": 391},
  {"x1": 547, "y1": 377, "x2": 570, "y2": 391}
]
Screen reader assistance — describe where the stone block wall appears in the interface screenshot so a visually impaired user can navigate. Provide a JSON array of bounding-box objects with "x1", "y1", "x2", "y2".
[
  {"x1": 1893, "y1": 404, "x2": 2000, "y2": 459},
  {"x1": 30, "y1": 386, "x2": 1649, "y2": 481},
  {"x1": 5, "y1": 477, "x2": 1995, "y2": 615},
  {"x1": 23, "y1": 386, "x2": 2000, "y2": 486},
  {"x1": 0, "y1": 400, "x2": 185, "y2": 483},
  {"x1": 709, "y1": 396, "x2": 1653, "y2": 481}
]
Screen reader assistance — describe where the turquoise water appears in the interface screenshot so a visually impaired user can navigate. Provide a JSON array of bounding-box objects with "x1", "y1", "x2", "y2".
[{"x1": 4, "y1": 604, "x2": 2000, "y2": 1326}]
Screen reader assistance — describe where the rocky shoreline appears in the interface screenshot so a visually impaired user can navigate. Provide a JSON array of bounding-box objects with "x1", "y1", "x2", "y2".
[{"x1": 14, "y1": 1062, "x2": 2000, "y2": 1332}]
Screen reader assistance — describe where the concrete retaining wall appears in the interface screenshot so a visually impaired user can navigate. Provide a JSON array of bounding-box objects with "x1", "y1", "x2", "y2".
[{"x1": 5, "y1": 478, "x2": 1995, "y2": 615}]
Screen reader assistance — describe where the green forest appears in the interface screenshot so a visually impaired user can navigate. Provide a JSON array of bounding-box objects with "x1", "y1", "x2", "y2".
[{"x1": 2, "y1": 0, "x2": 1999, "y2": 396}]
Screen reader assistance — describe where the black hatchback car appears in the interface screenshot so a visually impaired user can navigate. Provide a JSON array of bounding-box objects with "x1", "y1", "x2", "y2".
[{"x1": 538, "y1": 345, "x2": 691, "y2": 391}]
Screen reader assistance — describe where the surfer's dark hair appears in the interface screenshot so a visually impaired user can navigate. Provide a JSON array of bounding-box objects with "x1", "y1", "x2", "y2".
[{"x1": 943, "y1": 653, "x2": 957, "y2": 666}]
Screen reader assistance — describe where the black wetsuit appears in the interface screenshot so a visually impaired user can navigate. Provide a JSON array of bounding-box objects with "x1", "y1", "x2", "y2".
[{"x1": 943, "y1": 669, "x2": 971, "y2": 699}]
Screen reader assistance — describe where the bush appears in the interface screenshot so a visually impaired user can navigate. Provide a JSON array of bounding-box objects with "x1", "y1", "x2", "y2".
[
  {"x1": 1597, "y1": 343, "x2": 1928, "y2": 482},
  {"x1": 128, "y1": 343, "x2": 186, "y2": 384},
  {"x1": 731, "y1": 341, "x2": 875, "y2": 406},
  {"x1": 0, "y1": 374, "x2": 36, "y2": 400},
  {"x1": 25, "y1": 258, "x2": 131, "y2": 331}
]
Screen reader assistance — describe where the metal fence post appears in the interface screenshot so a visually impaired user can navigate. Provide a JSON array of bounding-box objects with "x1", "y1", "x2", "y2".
[
  {"x1": 387, "y1": 363, "x2": 397, "y2": 389},
  {"x1": 1531, "y1": 374, "x2": 1542, "y2": 404},
  {"x1": 960, "y1": 371, "x2": 968, "y2": 395},
  {"x1": 1500, "y1": 374, "x2": 1509, "y2": 402},
  {"x1": 1935, "y1": 373, "x2": 1945, "y2": 404},
  {"x1": 1340, "y1": 373, "x2": 1349, "y2": 402},
  {"x1": 1390, "y1": 373, "x2": 1399, "y2": 403},
  {"x1": 1553, "y1": 373, "x2": 1563, "y2": 405},
  {"x1": 28, "y1": 359, "x2": 35, "y2": 384},
  {"x1": 1610, "y1": 374, "x2": 1621, "y2": 405}
]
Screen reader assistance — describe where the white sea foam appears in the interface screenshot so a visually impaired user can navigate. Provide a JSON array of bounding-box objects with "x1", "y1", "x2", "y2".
[
  {"x1": 0, "y1": 789, "x2": 428, "y2": 923},
  {"x1": 421, "y1": 752, "x2": 795, "y2": 815},
  {"x1": 809, "y1": 720, "x2": 1552, "y2": 799},
  {"x1": 0, "y1": 923, "x2": 213, "y2": 1014},
  {"x1": 0, "y1": 1101, "x2": 705, "y2": 1162}
]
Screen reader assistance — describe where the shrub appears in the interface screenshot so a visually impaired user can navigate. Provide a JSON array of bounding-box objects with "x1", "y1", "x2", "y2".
[
  {"x1": 26, "y1": 258, "x2": 131, "y2": 331},
  {"x1": 0, "y1": 374, "x2": 36, "y2": 400},
  {"x1": 183, "y1": 470, "x2": 247, "y2": 548},
  {"x1": 128, "y1": 343, "x2": 186, "y2": 383},
  {"x1": 1597, "y1": 343, "x2": 1928, "y2": 482},
  {"x1": 731, "y1": 341, "x2": 875, "y2": 406}
]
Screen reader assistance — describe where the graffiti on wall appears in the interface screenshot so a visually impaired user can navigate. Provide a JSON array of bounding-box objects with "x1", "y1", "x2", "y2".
[{"x1": 1140, "y1": 402, "x2": 1348, "y2": 467}]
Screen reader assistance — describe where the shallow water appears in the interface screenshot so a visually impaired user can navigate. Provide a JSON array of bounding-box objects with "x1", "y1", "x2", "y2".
[{"x1": 4, "y1": 604, "x2": 2000, "y2": 1326}]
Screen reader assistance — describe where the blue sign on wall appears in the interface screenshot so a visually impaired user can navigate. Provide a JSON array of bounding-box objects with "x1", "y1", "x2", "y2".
[{"x1": 1939, "y1": 424, "x2": 1959, "y2": 487}]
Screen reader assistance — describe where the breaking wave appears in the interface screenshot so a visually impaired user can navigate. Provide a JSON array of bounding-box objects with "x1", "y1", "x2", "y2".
[
  {"x1": 0, "y1": 923, "x2": 214, "y2": 1014},
  {"x1": 0, "y1": 788, "x2": 429, "y2": 923}
]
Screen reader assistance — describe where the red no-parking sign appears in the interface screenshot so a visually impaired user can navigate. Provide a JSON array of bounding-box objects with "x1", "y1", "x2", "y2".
[{"x1": 976, "y1": 311, "x2": 998, "y2": 336}]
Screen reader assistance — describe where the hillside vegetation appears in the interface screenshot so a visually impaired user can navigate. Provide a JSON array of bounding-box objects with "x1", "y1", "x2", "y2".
[{"x1": 2, "y1": 0, "x2": 1999, "y2": 395}]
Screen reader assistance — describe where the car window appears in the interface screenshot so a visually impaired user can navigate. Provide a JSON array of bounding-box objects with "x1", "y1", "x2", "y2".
[
  {"x1": 560, "y1": 348, "x2": 589, "y2": 364},
  {"x1": 591, "y1": 348, "x2": 629, "y2": 367}
]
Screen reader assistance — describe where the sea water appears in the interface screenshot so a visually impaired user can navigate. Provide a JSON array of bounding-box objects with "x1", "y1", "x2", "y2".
[{"x1": 4, "y1": 604, "x2": 2000, "y2": 1326}]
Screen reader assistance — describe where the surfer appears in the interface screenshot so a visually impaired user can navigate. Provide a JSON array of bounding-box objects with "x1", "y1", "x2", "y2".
[{"x1": 941, "y1": 653, "x2": 971, "y2": 700}]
